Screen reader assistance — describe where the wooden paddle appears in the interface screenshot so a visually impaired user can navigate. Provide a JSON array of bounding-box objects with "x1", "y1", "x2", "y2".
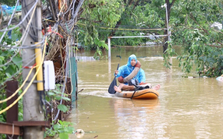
[
  {"x1": 108, "y1": 55, "x2": 121, "y2": 94},
  {"x1": 108, "y1": 64, "x2": 119, "y2": 94}
]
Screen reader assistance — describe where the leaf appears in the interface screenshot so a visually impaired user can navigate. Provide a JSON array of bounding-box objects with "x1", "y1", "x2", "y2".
[
  {"x1": 66, "y1": 126, "x2": 74, "y2": 132},
  {"x1": 61, "y1": 96, "x2": 71, "y2": 101},
  {"x1": 59, "y1": 133, "x2": 69, "y2": 139},
  {"x1": 53, "y1": 124, "x2": 61, "y2": 130},
  {"x1": 54, "y1": 90, "x2": 62, "y2": 94},
  {"x1": 6, "y1": 72, "x2": 11, "y2": 78},
  {"x1": 47, "y1": 92, "x2": 55, "y2": 96},
  {"x1": 55, "y1": 96, "x2": 62, "y2": 100},
  {"x1": 1, "y1": 51, "x2": 9, "y2": 56},
  {"x1": 57, "y1": 104, "x2": 68, "y2": 112},
  {"x1": 11, "y1": 34, "x2": 18, "y2": 41},
  {"x1": 0, "y1": 56, "x2": 4, "y2": 63},
  {"x1": 12, "y1": 56, "x2": 22, "y2": 67},
  {"x1": 6, "y1": 65, "x2": 16, "y2": 76}
]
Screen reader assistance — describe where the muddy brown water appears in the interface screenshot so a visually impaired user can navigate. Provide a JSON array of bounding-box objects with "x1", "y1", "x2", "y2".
[{"x1": 67, "y1": 46, "x2": 223, "y2": 139}]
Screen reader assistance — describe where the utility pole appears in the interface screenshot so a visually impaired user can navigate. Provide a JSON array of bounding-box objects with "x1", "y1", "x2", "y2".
[{"x1": 22, "y1": 0, "x2": 44, "y2": 138}]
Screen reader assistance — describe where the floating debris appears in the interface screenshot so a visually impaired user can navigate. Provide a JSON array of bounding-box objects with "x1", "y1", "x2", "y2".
[
  {"x1": 74, "y1": 129, "x2": 85, "y2": 138},
  {"x1": 76, "y1": 56, "x2": 96, "y2": 61}
]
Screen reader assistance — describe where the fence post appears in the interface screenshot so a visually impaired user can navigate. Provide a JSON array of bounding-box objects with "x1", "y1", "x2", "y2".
[
  {"x1": 108, "y1": 37, "x2": 111, "y2": 59},
  {"x1": 6, "y1": 80, "x2": 18, "y2": 139}
]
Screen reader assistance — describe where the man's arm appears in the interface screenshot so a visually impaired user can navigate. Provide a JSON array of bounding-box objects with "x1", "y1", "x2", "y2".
[{"x1": 123, "y1": 61, "x2": 141, "y2": 82}]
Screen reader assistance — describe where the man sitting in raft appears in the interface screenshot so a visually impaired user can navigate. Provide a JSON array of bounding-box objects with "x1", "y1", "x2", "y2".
[{"x1": 114, "y1": 54, "x2": 160, "y2": 93}]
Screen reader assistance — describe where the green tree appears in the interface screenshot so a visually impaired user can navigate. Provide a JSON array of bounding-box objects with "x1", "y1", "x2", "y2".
[
  {"x1": 77, "y1": 0, "x2": 223, "y2": 76},
  {"x1": 77, "y1": 0, "x2": 125, "y2": 58},
  {"x1": 0, "y1": 0, "x2": 16, "y2": 6},
  {"x1": 164, "y1": 0, "x2": 223, "y2": 77},
  {"x1": 108, "y1": 0, "x2": 166, "y2": 46}
]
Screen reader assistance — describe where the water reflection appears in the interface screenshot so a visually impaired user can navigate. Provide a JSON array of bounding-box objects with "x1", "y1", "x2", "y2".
[
  {"x1": 68, "y1": 46, "x2": 223, "y2": 139},
  {"x1": 111, "y1": 99, "x2": 159, "y2": 139}
]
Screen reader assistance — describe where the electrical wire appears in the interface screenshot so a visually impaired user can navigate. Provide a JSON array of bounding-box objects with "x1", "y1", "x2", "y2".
[
  {"x1": 63, "y1": 0, "x2": 75, "y2": 15},
  {"x1": 22, "y1": 0, "x2": 37, "y2": 41},
  {"x1": 78, "y1": 22, "x2": 167, "y2": 31},
  {"x1": 0, "y1": 0, "x2": 83, "y2": 118},
  {"x1": 53, "y1": 36, "x2": 70, "y2": 121},
  {"x1": 0, "y1": 65, "x2": 36, "y2": 103},
  {"x1": 72, "y1": 0, "x2": 77, "y2": 18},
  {"x1": 72, "y1": 0, "x2": 84, "y2": 19},
  {"x1": 0, "y1": 37, "x2": 47, "y2": 94},
  {"x1": 0, "y1": 51, "x2": 37, "y2": 92},
  {"x1": 53, "y1": 12, "x2": 79, "y2": 120},
  {"x1": 0, "y1": 37, "x2": 47, "y2": 115},
  {"x1": 0, "y1": 0, "x2": 20, "y2": 43},
  {"x1": 51, "y1": 2, "x2": 84, "y2": 109},
  {"x1": 0, "y1": 3, "x2": 37, "y2": 67},
  {"x1": 0, "y1": 0, "x2": 38, "y2": 32},
  {"x1": 0, "y1": 39, "x2": 45, "y2": 49},
  {"x1": 0, "y1": 40, "x2": 44, "y2": 99},
  {"x1": 55, "y1": 0, "x2": 67, "y2": 23}
]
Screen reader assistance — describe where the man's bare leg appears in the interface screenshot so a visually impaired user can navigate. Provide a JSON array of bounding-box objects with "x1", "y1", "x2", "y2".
[
  {"x1": 122, "y1": 85, "x2": 135, "y2": 91},
  {"x1": 152, "y1": 84, "x2": 160, "y2": 90},
  {"x1": 114, "y1": 83, "x2": 125, "y2": 93},
  {"x1": 115, "y1": 84, "x2": 160, "y2": 92}
]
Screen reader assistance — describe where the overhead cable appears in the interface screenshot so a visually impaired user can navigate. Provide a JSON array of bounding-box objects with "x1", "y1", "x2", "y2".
[
  {"x1": 0, "y1": 38, "x2": 47, "y2": 115},
  {"x1": 0, "y1": 0, "x2": 20, "y2": 43},
  {"x1": 0, "y1": 4, "x2": 38, "y2": 67},
  {"x1": 0, "y1": 0, "x2": 38, "y2": 32}
]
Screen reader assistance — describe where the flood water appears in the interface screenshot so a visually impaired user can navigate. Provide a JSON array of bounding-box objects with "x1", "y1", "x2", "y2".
[{"x1": 67, "y1": 46, "x2": 223, "y2": 139}]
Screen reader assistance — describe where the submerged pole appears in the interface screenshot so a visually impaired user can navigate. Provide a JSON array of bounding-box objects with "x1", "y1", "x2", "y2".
[
  {"x1": 108, "y1": 37, "x2": 111, "y2": 59},
  {"x1": 165, "y1": 3, "x2": 172, "y2": 68},
  {"x1": 165, "y1": 3, "x2": 170, "y2": 42}
]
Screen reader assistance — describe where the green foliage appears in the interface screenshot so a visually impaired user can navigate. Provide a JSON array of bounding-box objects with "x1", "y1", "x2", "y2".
[
  {"x1": 163, "y1": 42, "x2": 176, "y2": 69},
  {"x1": 78, "y1": 0, "x2": 167, "y2": 54},
  {"x1": 42, "y1": 0, "x2": 47, "y2": 5},
  {"x1": 0, "y1": 26, "x2": 22, "y2": 85},
  {"x1": 18, "y1": 97, "x2": 23, "y2": 121},
  {"x1": 0, "y1": 102, "x2": 7, "y2": 122},
  {"x1": 78, "y1": 0, "x2": 223, "y2": 76},
  {"x1": 164, "y1": 0, "x2": 223, "y2": 77},
  {"x1": 78, "y1": 0, "x2": 125, "y2": 57},
  {"x1": 57, "y1": 104, "x2": 68, "y2": 113},
  {"x1": 142, "y1": 0, "x2": 223, "y2": 76},
  {"x1": 79, "y1": 0, "x2": 223, "y2": 77},
  {"x1": 46, "y1": 84, "x2": 71, "y2": 113},
  {"x1": 45, "y1": 120, "x2": 74, "y2": 139},
  {"x1": 0, "y1": 26, "x2": 23, "y2": 124},
  {"x1": 99, "y1": 0, "x2": 166, "y2": 46},
  {"x1": 47, "y1": 85, "x2": 71, "y2": 101},
  {"x1": 44, "y1": 85, "x2": 73, "y2": 138},
  {"x1": 1, "y1": 0, "x2": 16, "y2": 6}
]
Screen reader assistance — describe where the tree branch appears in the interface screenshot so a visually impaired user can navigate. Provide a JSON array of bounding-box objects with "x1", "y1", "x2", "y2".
[
  {"x1": 206, "y1": 44, "x2": 223, "y2": 48},
  {"x1": 132, "y1": 0, "x2": 140, "y2": 11},
  {"x1": 79, "y1": 18, "x2": 102, "y2": 23},
  {"x1": 109, "y1": 0, "x2": 140, "y2": 36},
  {"x1": 48, "y1": 0, "x2": 57, "y2": 21},
  {"x1": 170, "y1": 0, "x2": 176, "y2": 9},
  {"x1": 189, "y1": 13, "x2": 209, "y2": 34}
]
